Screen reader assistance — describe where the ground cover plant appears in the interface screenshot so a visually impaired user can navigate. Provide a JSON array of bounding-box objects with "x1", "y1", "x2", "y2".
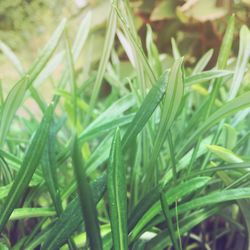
[{"x1": 0, "y1": 1, "x2": 250, "y2": 249}]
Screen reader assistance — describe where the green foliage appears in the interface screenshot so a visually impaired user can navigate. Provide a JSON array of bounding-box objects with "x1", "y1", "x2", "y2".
[{"x1": 0, "y1": 1, "x2": 250, "y2": 250}]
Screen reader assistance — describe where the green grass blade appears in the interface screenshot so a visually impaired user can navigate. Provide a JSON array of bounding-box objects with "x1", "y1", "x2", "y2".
[
  {"x1": 129, "y1": 177, "x2": 210, "y2": 239},
  {"x1": 171, "y1": 38, "x2": 181, "y2": 59},
  {"x1": 0, "y1": 41, "x2": 24, "y2": 74},
  {"x1": 145, "y1": 208, "x2": 219, "y2": 250},
  {"x1": 42, "y1": 174, "x2": 106, "y2": 250},
  {"x1": 0, "y1": 77, "x2": 28, "y2": 146},
  {"x1": 122, "y1": 71, "x2": 169, "y2": 149},
  {"x1": 10, "y1": 208, "x2": 56, "y2": 220},
  {"x1": 108, "y1": 128, "x2": 128, "y2": 250},
  {"x1": 34, "y1": 12, "x2": 91, "y2": 89},
  {"x1": 217, "y1": 15, "x2": 235, "y2": 70},
  {"x1": 114, "y1": 1, "x2": 156, "y2": 85},
  {"x1": 41, "y1": 120, "x2": 63, "y2": 215},
  {"x1": 79, "y1": 114, "x2": 134, "y2": 143},
  {"x1": 0, "y1": 80, "x2": 3, "y2": 106},
  {"x1": 177, "y1": 188, "x2": 250, "y2": 215},
  {"x1": 207, "y1": 145, "x2": 243, "y2": 164},
  {"x1": 160, "y1": 193, "x2": 180, "y2": 250},
  {"x1": 0, "y1": 41, "x2": 47, "y2": 113},
  {"x1": 71, "y1": 135, "x2": 103, "y2": 250},
  {"x1": 0, "y1": 183, "x2": 12, "y2": 200},
  {"x1": 185, "y1": 70, "x2": 233, "y2": 86},
  {"x1": 146, "y1": 24, "x2": 162, "y2": 76},
  {"x1": 132, "y1": 186, "x2": 250, "y2": 244},
  {"x1": 152, "y1": 58, "x2": 184, "y2": 161},
  {"x1": 0, "y1": 104, "x2": 54, "y2": 232},
  {"x1": 27, "y1": 19, "x2": 66, "y2": 83},
  {"x1": 192, "y1": 49, "x2": 213, "y2": 74},
  {"x1": 86, "y1": 6, "x2": 117, "y2": 123},
  {"x1": 65, "y1": 34, "x2": 77, "y2": 127},
  {"x1": 0, "y1": 20, "x2": 66, "y2": 146},
  {"x1": 72, "y1": 12, "x2": 92, "y2": 61},
  {"x1": 206, "y1": 15, "x2": 235, "y2": 115},
  {"x1": 228, "y1": 25, "x2": 250, "y2": 100},
  {"x1": 178, "y1": 92, "x2": 250, "y2": 158}
]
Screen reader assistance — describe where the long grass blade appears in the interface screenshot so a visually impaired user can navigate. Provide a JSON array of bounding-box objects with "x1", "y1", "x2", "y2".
[
  {"x1": 122, "y1": 71, "x2": 169, "y2": 149},
  {"x1": 86, "y1": 6, "x2": 117, "y2": 123},
  {"x1": 108, "y1": 128, "x2": 128, "y2": 250},
  {"x1": 0, "y1": 104, "x2": 54, "y2": 232},
  {"x1": 178, "y1": 92, "x2": 250, "y2": 158},
  {"x1": 160, "y1": 193, "x2": 180, "y2": 250},
  {"x1": 228, "y1": 25, "x2": 250, "y2": 100},
  {"x1": 0, "y1": 19, "x2": 66, "y2": 146},
  {"x1": 71, "y1": 135, "x2": 103, "y2": 250},
  {"x1": 42, "y1": 174, "x2": 106, "y2": 250}
]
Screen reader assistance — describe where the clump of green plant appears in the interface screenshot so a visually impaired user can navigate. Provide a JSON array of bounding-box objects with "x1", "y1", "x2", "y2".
[{"x1": 0, "y1": 1, "x2": 250, "y2": 250}]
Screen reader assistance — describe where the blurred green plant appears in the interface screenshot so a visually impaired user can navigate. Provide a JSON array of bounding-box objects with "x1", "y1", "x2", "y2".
[{"x1": 0, "y1": 1, "x2": 250, "y2": 250}]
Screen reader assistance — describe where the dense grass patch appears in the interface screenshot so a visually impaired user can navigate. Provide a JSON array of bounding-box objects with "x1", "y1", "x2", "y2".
[{"x1": 0, "y1": 1, "x2": 250, "y2": 250}]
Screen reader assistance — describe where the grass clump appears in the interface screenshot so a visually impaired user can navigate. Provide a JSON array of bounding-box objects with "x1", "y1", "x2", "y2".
[{"x1": 0, "y1": 1, "x2": 250, "y2": 250}]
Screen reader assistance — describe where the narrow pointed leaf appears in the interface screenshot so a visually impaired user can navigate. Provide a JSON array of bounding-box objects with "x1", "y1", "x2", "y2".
[
  {"x1": 0, "y1": 19, "x2": 66, "y2": 146},
  {"x1": 178, "y1": 92, "x2": 250, "y2": 158},
  {"x1": 122, "y1": 71, "x2": 169, "y2": 149},
  {"x1": 185, "y1": 70, "x2": 233, "y2": 86},
  {"x1": 108, "y1": 128, "x2": 128, "y2": 250},
  {"x1": 42, "y1": 174, "x2": 106, "y2": 250},
  {"x1": 71, "y1": 135, "x2": 103, "y2": 250},
  {"x1": 0, "y1": 104, "x2": 54, "y2": 232},
  {"x1": 192, "y1": 49, "x2": 213, "y2": 74},
  {"x1": 152, "y1": 58, "x2": 184, "y2": 160},
  {"x1": 160, "y1": 193, "x2": 180, "y2": 250}
]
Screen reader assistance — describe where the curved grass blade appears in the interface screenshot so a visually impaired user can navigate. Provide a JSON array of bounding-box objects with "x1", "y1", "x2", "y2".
[
  {"x1": 10, "y1": 208, "x2": 56, "y2": 220},
  {"x1": 79, "y1": 114, "x2": 134, "y2": 143},
  {"x1": 27, "y1": 19, "x2": 66, "y2": 83},
  {"x1": 192, "y1": 49, "x2": 213, "y2": 74},
  {"x1": 0, "y1": 41, "x2": 24, "y2": 74},
  {"x1": 65, "y1": 34, "x2": 77, "y2": 127},
  {"x1": 42, "y1": 174, "x2": 106, "y2": 250},
  {"x1": 206, "y1": 15, "x2": 235, "y2": 115},
  {"x1": 160, "y1": 193, "x2": 180, "y2": 250},
  {"x1": 228, "y1": 25, "x2": 250, "y2": 100},
  {"x1": 41, "y1": 119, "x2": 63, "y2": 215},
  {"x1": 171, "y1": 38, "x2": 181, "y2": 59},
  {"x1": 108, "y1": 128, "x2": 127, "y2": 250},
  {"x1": 0, "y1": 19, "x2": 66, "y2": 146},
  {"x1": 71, "y1": 135, "x2": 103, "y2": 250},
  {"x1": 146, "y1": 25, "x2": 162, "y2": 76},
  {"x1": 0, "y1": 77, "x2": 28, "y2": 146},
  {"x1": 0, "y1": 104, "x2": 54, "y2": 232},
  {"x1": 207, "y1": 145, "x2": 243, "y2": 164},
  {"x1": 145, "y1": 207, "x2": 220, "y2": 250},
  {"x1": 72, "y1": 12, "x2": 92, "y2": 61},
  {"x1": 176, "y1": 188, "x2": 250, "y2": 215},
  {"x1": 129, "y1": 177, "x2": 210, "y2": 240},
  {"x1": 152, "y1": 58, "x2": 184, "y2": 161},
  {"x1": 114, "y1": 0, "x2": 156, "y2": 85},
  {"x1": 0, "y1": 183, "x2": 12, "y2": 200},
  {"x1": 132, "y1": 187, "x2": 250, "y2": 244},
  {"x1": 86, "y1": 6, "x2": 117, "y2": 123},
  {"x1": 185, "y1": 70, "x2": 233, "y2": 86},
  {"x1": 178, "y1": 91, "x2": 250, "y2": 158},
  {"x1": 122, "y1": 71, "x2": 169, "y2": 149},
  {"x1": 218, "y1": 16, "x2": 235, "y2": 69}
]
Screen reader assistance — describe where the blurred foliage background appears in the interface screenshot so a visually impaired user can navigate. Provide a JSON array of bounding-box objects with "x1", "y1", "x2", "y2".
[{"x1": 0, "y1": 0, "x2": 250, "y2": 87}]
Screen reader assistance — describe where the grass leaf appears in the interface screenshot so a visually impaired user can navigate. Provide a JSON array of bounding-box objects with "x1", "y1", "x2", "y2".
[
  {"x1": 42, "y1": 174, "x2": 106, "y2": 250},
  {"x1": 0, "y1": 104, "x2": 54, "y2": 232},
  {"x1": 122, "y1": 71, "x2": 169, "y2": 149},
  {"x1": 71, "y1": 135, "x2": 103, "y2": 250},
  {"x1": 108, "y1": 128, "x2": 128, "y2": 250}
]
